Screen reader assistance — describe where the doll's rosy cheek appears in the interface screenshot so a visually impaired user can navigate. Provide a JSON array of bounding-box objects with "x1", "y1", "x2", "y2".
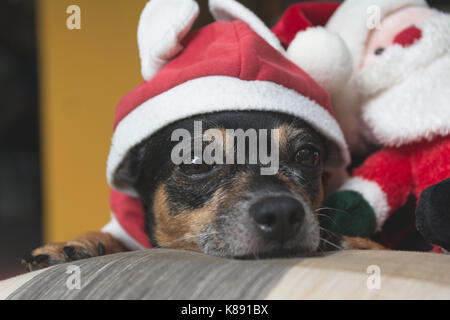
[
  {"x1": 360, "y1": 24, "x2": 423, "y2": 68},
  {"x1": 392, "y1": 26, "x2": 422, "y2": 47}
]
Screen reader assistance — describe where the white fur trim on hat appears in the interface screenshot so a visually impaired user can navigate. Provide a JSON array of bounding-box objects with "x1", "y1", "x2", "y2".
[
  {"x1": 209, "y1": 0, "x2": 284, "y2": 52},
  {"x1": 358, "y1": 13, "x2": 450, "y2": 146},
  {"x1": 102, "y1": 213, "x2": 146, "y2": 250},
  {"x1": 340, "y1": 177, "x2": 390, "y2": 230},
  {"x1": 107, "y1": 76, "x2": 350, "y2": 195},
  {"x1": 138, "y1": 0, "x2": 199, "y2": 81},
  {"x1": 286, "y1": 27, "x2": 353, "y2": 94},
  {"x1": 326, "y1": 0, "x2": 428, "y2": 67}
]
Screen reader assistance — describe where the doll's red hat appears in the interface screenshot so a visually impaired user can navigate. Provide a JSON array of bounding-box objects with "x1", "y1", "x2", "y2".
[{"x1": 272, "y1": 2, "x2": 353, "y2": 95}]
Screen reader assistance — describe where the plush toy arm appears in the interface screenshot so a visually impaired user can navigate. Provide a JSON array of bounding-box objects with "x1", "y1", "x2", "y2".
[{"x1": 323, "y1": 149, "x2": 413, "y2": 237}]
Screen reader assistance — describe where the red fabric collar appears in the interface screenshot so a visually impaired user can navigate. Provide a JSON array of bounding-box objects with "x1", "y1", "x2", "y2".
[{"x1": 110, "y1": 189, "x2": 152, "y2": 248}]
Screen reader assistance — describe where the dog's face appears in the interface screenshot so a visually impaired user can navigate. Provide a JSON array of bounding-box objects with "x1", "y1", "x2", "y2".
[{"x1": 115, "y1": 111, "x2": 329, "y2": 258}]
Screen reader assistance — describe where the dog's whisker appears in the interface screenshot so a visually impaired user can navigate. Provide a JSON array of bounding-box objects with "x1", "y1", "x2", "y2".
[
  {"x1": 316, "y1": 213, "x2": 343, "y2": 228},
  {"x1": 318, "y1": 226, "x2": 343, "y2": 240},
  {"x1": 315, "y1": 207, "x2": 351, "y2": 215},
  {"x1": 319, "y1": 237, "x2": 343, "y2": 251},
  {"x1": 315, "y1": 213, "x2": 335, "y2": 221},
  {"x1": 158, "y1": 231, "x2": 221, "y2": 248}
]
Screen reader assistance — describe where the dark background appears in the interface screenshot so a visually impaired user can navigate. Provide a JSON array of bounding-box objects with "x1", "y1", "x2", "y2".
[
  {"x1": 0, "y1": 0, "x2": 449, "y2": 280},
  {"x1": 0, "y1": 0, "x2": 40, "y2": 280}
]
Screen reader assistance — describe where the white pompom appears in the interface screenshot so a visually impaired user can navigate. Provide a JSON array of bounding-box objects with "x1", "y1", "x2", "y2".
[
  {"x1": 209, "y1": 0, "x2": 284, "y2": 52},
  {"x1": 138, "y1": 0, "x2": 199, "y2": 81},
  {"x1": 287, "y1": 27, "x2": 353, "y2": 94}
]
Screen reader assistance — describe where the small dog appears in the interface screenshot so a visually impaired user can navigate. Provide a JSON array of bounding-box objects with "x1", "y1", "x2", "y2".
[{"x1": 24, "y1": 111, "x2": 383, "y2": 271}]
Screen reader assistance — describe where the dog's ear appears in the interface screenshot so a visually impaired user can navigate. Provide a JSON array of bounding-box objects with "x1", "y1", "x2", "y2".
[{"x1": 114, "y1": 145, "x2": 147, "y2": 190}]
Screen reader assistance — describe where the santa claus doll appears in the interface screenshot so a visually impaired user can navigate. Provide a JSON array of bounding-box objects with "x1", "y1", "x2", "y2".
[{"x1": 273, "y1": 0, "x2": 450, "y2": 252}]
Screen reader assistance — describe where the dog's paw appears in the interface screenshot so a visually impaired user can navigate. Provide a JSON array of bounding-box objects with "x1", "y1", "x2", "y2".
[
  {"x1": 341, "y1": 236, "x2": 387, "y2": 250},
  {"x1": 22, "y1": 241, "x2": 106, "y2": 272}
]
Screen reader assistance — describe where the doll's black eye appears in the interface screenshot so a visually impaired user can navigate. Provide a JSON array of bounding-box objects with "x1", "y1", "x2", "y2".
[
  {"x1": 375, "y1": 48, "x2": 385, "y2": 55},
  {"x1": 295, "y1": 147, "x2": 321, "y2": 168}
]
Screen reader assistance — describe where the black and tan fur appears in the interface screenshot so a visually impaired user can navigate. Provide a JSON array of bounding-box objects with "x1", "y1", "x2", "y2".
[{"x1": 24, "y1": 111, "x2": 384, "y2": 271}]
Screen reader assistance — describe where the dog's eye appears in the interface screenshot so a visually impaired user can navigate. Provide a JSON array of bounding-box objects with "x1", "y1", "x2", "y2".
[
  {"x1": 295, "y1": 147, "x2": 321, "y2": 168},
  {"x1": 178, "y1": 157, "x2": 215, "y2": 176},
  {"x1": 179, "y1": 163, "x2": 214, "y2": 175},
  {"x1": 375, "y1": 47, "x2": 385, "y2": 55}
]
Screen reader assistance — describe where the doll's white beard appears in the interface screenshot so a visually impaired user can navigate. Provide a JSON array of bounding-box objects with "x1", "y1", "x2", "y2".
[
  {"x1": 359, "y1": 53, "x2": 450, "y2": 147},
  {"x1": 354, "y1": 13, "x2": 450, "y2": 147}
]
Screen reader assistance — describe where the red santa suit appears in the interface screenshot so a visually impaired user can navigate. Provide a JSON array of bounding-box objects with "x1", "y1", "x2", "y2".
[{"x1": 343, "y1": 136, "x2": 450, "y2": 232}]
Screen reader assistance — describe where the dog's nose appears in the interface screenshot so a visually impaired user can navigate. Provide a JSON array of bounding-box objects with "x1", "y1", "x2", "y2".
[{"x1": 249, "y1": 196, "x2": 305, "y2": 243}]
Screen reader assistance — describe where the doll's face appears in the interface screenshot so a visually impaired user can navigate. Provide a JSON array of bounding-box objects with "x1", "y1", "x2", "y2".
[
  {"x1": 355, "y1": 9, "x2": 450, "y2": 148},
  {"x1": 361, "y1": 7, "x2": 436, "y2": 68}
]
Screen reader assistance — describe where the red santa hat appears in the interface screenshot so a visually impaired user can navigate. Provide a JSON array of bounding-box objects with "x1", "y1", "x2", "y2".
[
  {"x1": 271, "y1": 2, "x2": 353, "y2": 95},
  {"x1": 103, "y1": 0, "x2": 350, "y2": 250},
  {"x1": 326, "y1": 0, "x2": 428, "y2": 67}
]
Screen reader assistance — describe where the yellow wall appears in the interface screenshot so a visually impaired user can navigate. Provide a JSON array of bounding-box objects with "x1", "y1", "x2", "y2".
[{"x1": 37, "y1": 0, "x2": 147, "y2": 242}]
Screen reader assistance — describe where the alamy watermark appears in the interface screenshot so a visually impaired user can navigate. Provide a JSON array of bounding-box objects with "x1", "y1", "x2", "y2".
[
  {"x1": 366, "y1": 5, "x2": 381, "y2": 30},
  {"x1": 366, "y1": 265, "x2": 381, "y2": 290},
  {"x1": 171, "y1": 121, "x2": 280, "y2": 175},
  {"x1": 66, "y1": 265, "x2": 81, "y2": 290},
  {"x1": 66, "y1": 5, "x2": 81, "y2": 30}
]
